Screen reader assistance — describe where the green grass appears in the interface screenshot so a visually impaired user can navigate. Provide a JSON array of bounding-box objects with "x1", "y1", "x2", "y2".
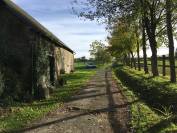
[
  {"x1": 112, "y1": 71, "x2": 162, "y2": 132},
  {"x1": 115, "y1": 66, "x2": 177, "y2": 111},
  {"x1": 0, "y1": 62, "x2": 97, "y2": 132},
  {"x1": 113, "y1": 66, "x2": 177, "y2": 132}
]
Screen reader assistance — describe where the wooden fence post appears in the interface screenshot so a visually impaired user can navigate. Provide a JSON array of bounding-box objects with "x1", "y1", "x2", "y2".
[{"x1": 162, "y1": 55, "x2": 166, "y2": 76}]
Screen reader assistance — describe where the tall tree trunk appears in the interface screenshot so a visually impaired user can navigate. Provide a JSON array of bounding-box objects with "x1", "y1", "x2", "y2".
[
  {"x1": 142, "y1": 18, "x2": 148, "y2": 74},
  {"x1": 124, "y1": 55, "x2": 128, "y2": 66},
  {"x1": 128, "y1": 53, "x2": 131, "y2": 67},
  {"x1": 140, "y1": 0, "x2": 159, "y2": 76},
  {"x1": 130, "y1": 51, "x2": 136, "y2": 69},
  {"x1": 136, "y1": 33, "x2": 141, "y2": 71},
  {"x1": 166, "y1": 0, "x2": 176, "y2": 82},
  {"x1": 130, "y1": 53, "x2": 133, "y2": 68},
  {"x1": 137, "y1": 37, "x2": 141, "y2": 71},
  {"x1": 150, "y1": 40, "x2": 159, "y2": 76},
  {"x1": 144, "y1": 16, "x2": 159, "y2": 76}
]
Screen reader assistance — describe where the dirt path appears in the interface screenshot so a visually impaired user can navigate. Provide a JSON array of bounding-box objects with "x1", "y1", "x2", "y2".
[{"x1": 21, "y1": 69, "x2": 130, "y2": 133}]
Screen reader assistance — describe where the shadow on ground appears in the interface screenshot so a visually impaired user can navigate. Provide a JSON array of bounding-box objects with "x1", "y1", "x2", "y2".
[{"x1": 9, "y1": 70, "x2": 136, "y2": 133}]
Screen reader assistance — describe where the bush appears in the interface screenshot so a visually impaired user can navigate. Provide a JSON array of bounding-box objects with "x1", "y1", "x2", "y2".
[{"x1": 114, "y1": 67, "x2": 177, "y2": 113}]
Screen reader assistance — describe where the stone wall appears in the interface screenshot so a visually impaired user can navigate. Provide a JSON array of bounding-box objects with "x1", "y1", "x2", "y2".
[
  {"x1": 34, "y1": 35, "x2": 54, "y2": 99},
  {"x1": 0, "y1": 3, "x2": 74, "y2": 101},
  {"x1": 54, "y1": 47, "x2": 63, "y2": 79},
  {"x1": 60, "y1": 48, "x2": 74, "y2": 74},
  {"x1": 0, "y1": 3, "x2": 55, "y2": 100},
  {"x1": 0, "y1": 3, "x2": 33, "y2": 100}
]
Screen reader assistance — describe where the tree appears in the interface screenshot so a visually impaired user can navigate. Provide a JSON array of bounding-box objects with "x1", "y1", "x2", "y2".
[
  {"x1": 166, "y1": 0, "x2": 176, "y2": 82},
  {"x1": 108, "y1": 22, "x2": 137, "y2": 68},
  {"x1": 134, "y1": 23, "x2": 141, "y2": 71},
  {"x1": 73, "y1": 0, "x2": 176, "y2": 78},
  {"x1": 73, "y1": 0, "x2": 163, "y2": 76},
  {"x1": 140, "y1": 0, "x2": 165, "y2": 76},
  {"x1": 89, "y1": 40, "x2": 111, "y2": 64},
  {"x1": 142, "y1": 17, "x2": 149, "y2": 73},
  {"x1": 81, "y1": 56, "x2": 87, "y2": 64}
]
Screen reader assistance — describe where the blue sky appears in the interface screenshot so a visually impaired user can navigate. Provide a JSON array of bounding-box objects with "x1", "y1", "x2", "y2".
[
  {"x1": 12, "y1": 0, "x2": 177, "y2": 58},
  {"x1": 12, "y1": 0, "x2": 107, "y2": 58}
]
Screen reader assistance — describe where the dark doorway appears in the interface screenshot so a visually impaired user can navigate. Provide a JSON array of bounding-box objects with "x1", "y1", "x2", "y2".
[{"x1": 49, "y1": 56, "x2": 55, "y2": 86}]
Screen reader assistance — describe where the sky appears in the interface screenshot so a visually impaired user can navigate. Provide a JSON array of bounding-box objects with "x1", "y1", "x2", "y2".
[
  {"x1": 12, "y1": 0, "x2": 107, "y2": 58},
  {"x1": 12, "y1": 0, "x2": 177, "y2": 58}
]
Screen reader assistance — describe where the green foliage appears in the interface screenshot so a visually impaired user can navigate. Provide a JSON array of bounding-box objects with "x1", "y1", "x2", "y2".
[
  {"x1": 153, "y1": 106, "x2": 173, "y2": 120},
  {"x1": 74, "y1": 0, "x2": 177, "y2": 79},
  {"x1": 75, "y1": 56, "x2": 88, "y2": 63},
  {"x1": 108, "y1": 22, "x2": 137, "y2": 58},
  {"x1": 36, "y1": 41, "x2": 50, "y2": 76},
  {"x1": 89, "y1": 40, "x2": 111, "y2": 64},
  {"x1": 0, "y1": 63, "x2": 96, "y2": 132}
]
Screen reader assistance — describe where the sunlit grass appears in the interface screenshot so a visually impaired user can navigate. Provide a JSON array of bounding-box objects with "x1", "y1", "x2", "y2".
[
  {"x1": 112, "y1": 71, "x2": 162, "y2": 132},
  {"x1": 113, "y1": 66, "x2": 177, "y2": 132}
]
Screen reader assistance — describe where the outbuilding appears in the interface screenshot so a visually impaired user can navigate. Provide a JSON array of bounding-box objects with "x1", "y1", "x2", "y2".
[{"x1": 0, "y1": 0, "x2": 74, "y2": 100}]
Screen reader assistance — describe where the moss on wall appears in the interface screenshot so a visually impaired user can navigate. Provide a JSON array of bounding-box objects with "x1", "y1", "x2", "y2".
[
  {"x1": 34, "y1": 36, "x2": 54, "y2": 99},
  {"x1": 0, "y1": 4, "x2": 32, "y2": 101}
]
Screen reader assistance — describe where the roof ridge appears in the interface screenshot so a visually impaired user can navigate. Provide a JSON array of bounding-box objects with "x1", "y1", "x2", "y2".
[{"x1": 2, "y1": 0, "x2": 74, "y2": 53}]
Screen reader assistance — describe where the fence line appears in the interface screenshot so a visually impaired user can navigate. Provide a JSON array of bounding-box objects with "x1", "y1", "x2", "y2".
[{"x1": 131, "y1": 55, "x2": 177, "y2": 77}]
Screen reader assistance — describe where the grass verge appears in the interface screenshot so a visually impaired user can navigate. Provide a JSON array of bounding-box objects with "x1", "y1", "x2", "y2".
[
  {"x1": 0, "y1": 63, "x2": 97, "y2": 132},
  {"x1": 113, "y1": 66, "x2": 177, "y2": 132}
]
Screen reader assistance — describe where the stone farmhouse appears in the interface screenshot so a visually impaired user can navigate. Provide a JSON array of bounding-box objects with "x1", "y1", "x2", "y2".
[{"x1": 0, "y1": 0, "x2": 74, "y2": 100}]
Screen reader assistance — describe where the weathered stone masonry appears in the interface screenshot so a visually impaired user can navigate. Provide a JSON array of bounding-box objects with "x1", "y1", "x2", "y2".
[{"x1": 0, "y1": 0, "x2": 74, "y2": 101}]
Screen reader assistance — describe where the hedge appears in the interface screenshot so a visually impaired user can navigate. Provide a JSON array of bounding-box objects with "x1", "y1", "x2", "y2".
[{"x1": 114, "y1": 66, "x2": 177, "y2": 113}]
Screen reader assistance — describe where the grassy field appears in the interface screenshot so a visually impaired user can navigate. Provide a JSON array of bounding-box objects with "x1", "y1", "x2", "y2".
[
  {"x1": 0, "y1": 62, "x2": 97, "y2": 132},
  {"x1": 113, "y1": 66, "x2": 177, "y2": 132}
]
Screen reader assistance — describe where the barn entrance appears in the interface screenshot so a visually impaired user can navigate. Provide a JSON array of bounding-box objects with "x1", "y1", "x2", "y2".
[{"x1": 49, "y1": 56, "x2": 55, "y2": 86}]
